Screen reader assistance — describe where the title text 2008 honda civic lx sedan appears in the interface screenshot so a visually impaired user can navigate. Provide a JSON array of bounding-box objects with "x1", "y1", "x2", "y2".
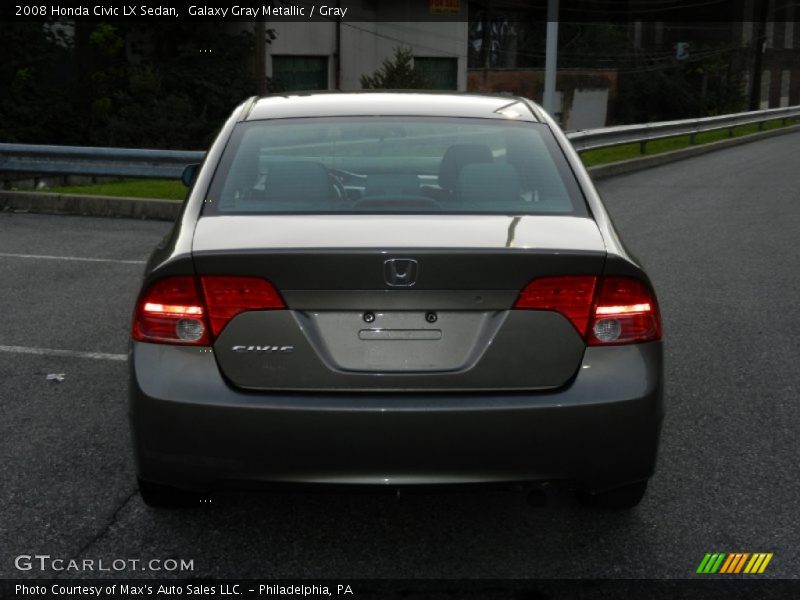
[{"x1": 129, "y1": 92, "x2": 663, "y2": 508}]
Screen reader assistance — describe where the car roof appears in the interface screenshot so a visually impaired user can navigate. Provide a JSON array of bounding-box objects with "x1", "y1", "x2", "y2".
[{"x1": 244, "y1": 92, "x2": 542, "y2": 122}]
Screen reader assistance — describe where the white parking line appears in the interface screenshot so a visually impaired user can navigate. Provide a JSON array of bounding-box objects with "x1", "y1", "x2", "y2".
[
  {"x1": 0, "y1": 345, "x2": 127, "y2": 361},
  {"x1": 0, "y1": 252, "x2": 145, "y2": 265}
]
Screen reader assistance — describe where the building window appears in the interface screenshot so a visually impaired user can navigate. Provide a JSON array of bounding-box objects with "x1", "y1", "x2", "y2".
[
  {"x1": 414, "y1": 57, "x2": 458, "y2": 90},
  {"x1": 271, "y1": 56, "x2": 328, "y2": 92}
]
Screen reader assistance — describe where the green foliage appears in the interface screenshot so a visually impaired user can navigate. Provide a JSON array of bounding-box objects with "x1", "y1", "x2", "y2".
[
  {"x1": 611, "y1": 38, "x2": 748, "y2": 124},
  {"x1": 0, "y1": 22, "x2": 79, "y2": 144},
  {"x1": 0, "y1": 22, "x2": 274, "y2": 148},
  {"x1": 360, "y1": 47, "x2": 432, "y2": 90},
  {"x1": 614, "y1": 55, "x2": 747, "y2": 123},
  {"x1": 88, "y1": 23, "x2": 125, "y2": 55}
]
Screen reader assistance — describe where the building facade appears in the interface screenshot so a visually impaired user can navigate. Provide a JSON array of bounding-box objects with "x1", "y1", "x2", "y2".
[{"x1": 265, "y1": 2, "x2": 468, "y2": 92}]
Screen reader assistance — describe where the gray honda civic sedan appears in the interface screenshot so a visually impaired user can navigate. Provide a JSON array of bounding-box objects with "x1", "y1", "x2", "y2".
[{"x1": 130, "y1": 92, "x2": 663, "y2": 508}]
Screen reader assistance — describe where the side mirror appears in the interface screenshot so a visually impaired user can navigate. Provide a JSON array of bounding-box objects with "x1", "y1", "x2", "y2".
[{"x1": 181, "y1": 163, "x2": 200, "y2": 187}]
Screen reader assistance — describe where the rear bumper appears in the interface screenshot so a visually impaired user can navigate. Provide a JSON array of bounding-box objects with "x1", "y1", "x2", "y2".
[{"x1": 129, "y1": 342, "x2": 663, "y2": 491}]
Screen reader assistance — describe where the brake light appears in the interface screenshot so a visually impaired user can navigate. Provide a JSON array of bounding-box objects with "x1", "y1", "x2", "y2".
[
  {"x1": 200, "y1": 275, "x2": 285, "y2": 337},
  {"x1": 132, "y1": 276, "x2": 210, "y2": 345},
  {"x1": 132, "y1": 275, "x2": 285, "y2": 345},
  {"x1": 514, "y1": 275, "x2": 597, "y2": 335},
  {"x1": 514, "y1": 275, "x2": 661, "y2": 345},
  {"x1": 588, "y1": 276, "x2": 661, "y2": 345}
]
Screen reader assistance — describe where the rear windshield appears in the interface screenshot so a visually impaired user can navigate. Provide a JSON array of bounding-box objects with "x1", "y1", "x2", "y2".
[{"x1": 202, "y1": 117, "x2": 587, "y2": 216}]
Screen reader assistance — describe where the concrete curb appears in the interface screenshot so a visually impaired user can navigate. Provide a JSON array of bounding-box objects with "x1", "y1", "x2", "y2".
[
  {"x1": 2, "y1": 122, "x2": 799, "y2": 221},
  {"x1": 0, "y1": 190, "x2": 181, "y2": 221},
  {"x1": 586, "y1": 122, "x2": 800, "y2": 180}
]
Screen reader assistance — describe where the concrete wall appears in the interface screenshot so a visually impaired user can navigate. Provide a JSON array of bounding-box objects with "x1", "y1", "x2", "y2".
[
  {"x1": 568, "y1": 89, "x2": 610, "y2": 130},
  {"x1": 467, "y1": 69, "x2": 617, "y2": 128}
]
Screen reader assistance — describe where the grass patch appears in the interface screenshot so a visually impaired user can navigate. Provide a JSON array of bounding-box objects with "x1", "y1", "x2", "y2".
[
  {"x1": 46, "y1": 178, "x2": 186, "y2": 201},
  {"x1": 580, "y1": 117, "x2": 800, "y2": 167}
]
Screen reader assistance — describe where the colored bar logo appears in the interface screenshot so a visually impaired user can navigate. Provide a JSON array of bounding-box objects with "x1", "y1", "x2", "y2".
[{"x1": 696, "y1": 552, "x2": 773, "y2": 574}]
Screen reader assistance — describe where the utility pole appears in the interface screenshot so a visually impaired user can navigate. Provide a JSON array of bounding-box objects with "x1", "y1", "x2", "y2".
[
  {"x1": 334, "y1": 0, "x2": 341, "y2": 89},
  {"x1": 481, "y1": 0, "x2": 492, "y2": 79},
  {"x1": 255, "y1": 21, "x2": 267, "y2": 96},
  {"x1": 749, "y1": 0, "x2": 769, "y2": 110},
  {"x1": 543, "y1": 0, "x2": 559, "y2": 116}
]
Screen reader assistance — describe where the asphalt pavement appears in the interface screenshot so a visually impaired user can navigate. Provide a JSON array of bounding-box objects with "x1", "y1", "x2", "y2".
[{"x1": 1, "y1": 132, "x2": 799, "y2": 582}]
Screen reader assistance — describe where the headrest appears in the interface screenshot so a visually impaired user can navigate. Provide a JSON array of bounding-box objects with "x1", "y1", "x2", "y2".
[
  {"x1": 438, "y1": 143, "x2": 493, "y2": 191},
  {"x1": 264, "y1": 161, "x2": 332, "y2": 203}
]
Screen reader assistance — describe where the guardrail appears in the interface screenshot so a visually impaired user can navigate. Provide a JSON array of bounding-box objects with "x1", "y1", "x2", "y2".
[
  {"x1": 566, "y1": 104, "x2": 800, "y2": 152},
  {"x1": 2, "y1": 104, "x2": 800, "y2": 181},
  {"x1": 0, "y1": 143, "x2": 205, "y2": 180}
]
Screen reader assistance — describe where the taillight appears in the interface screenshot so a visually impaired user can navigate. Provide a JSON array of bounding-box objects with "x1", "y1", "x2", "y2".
[
  {"x1": 132, "y1": 276, "x2": 210, "y2": 345},
  {"x1": 588, "y1": 276, "x2": 661, "y2": 345},
  {"x1": 514, "y1": 275, "x2": 661, "y2": 345},
  {"x1": 514, "y1": 275, "x2": 597, "y2": 335},
  {"x1": 200, "y1": 275, "x2": 284, "y2": 337},
  {"x1": 132, "y1": 275, "x2": 284, "y2": 345}
]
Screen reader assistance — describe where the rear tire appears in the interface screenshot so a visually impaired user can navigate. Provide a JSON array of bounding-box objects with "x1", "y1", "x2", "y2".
[
  {"x1": 137, "y1": 477, "x2": 211, "y2": 509},
  {"x1": 577, "y1": 480, "x2": 648, "y2": 509}
]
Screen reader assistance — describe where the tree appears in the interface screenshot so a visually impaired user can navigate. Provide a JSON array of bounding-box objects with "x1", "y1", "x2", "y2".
[
  {"x1": 80, "y1": 23, "x2": 274, "y2": 148},
  {"x1": 0, "y1": 22, "x2": 275, "y2": 148},
  {"x1": 360, "y1": 47, "x2": 432, "y2": 90},
  {"x1": 613, "y1": 47, "x2": 747, "y2": 124},
  {"x1": 0, "y1": 22, "x2": 78, "y2": 144}
]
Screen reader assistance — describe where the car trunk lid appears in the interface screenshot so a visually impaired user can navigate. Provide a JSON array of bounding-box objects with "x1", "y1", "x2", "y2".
[{"x1": 192, "y1": 215, "x2": 606, "y2": 391}]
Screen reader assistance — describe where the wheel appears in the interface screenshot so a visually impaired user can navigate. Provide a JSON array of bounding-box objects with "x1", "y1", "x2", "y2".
[
  {"x1": 137, "y1": 477, "x2": 211, "y2": 509},
  {"x1": 577, "y1": 480, "x2": 648, "y2": 509}
]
